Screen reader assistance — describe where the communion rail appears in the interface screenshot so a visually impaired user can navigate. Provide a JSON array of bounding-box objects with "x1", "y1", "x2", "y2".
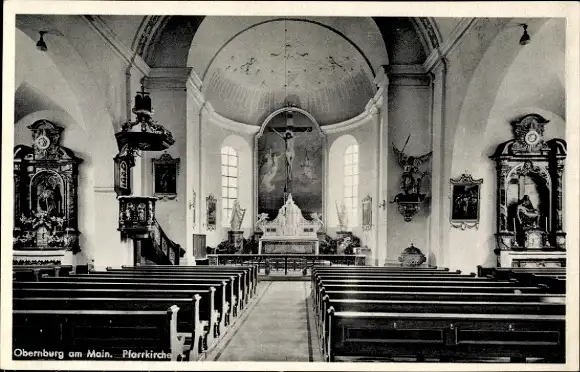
[{"x1": 207, "y1": 254, "x2": 366, "y2": 276}]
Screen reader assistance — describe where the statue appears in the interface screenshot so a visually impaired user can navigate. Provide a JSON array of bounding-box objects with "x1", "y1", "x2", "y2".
[
  {"x1": 256, "y1": 213, "x2": 270, "y2": 231},
  {"x1": 336, "y1": 201, "x2": 349, "y2": 231},
  {"x1": 270, "y1": 111, "x2": 312, "y2": 187},
  {"x1": 310, "y1": 212, "x2": 323, "y2": 229},
  {"x1": 392, "y1": 136, "x2": 432, "y2": 197},
  {"x1": 229, "y1": 200, "x2": 246, "y2": 231},
  {"x1": 517, "y1": 195, "x2": 541, "y2": 229}
]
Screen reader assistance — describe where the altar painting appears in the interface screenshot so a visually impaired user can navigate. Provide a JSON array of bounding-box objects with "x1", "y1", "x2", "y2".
[{"x1": 257, "y1": 112, "x2": 323, "y2": 220}]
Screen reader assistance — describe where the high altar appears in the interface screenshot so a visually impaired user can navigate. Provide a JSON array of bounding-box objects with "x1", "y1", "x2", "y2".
[{"x1": 257, "y1": 194, "x2": 323, "y2": 254}]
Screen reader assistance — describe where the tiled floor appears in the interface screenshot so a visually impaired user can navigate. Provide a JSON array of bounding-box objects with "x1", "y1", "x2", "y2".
[{"x1": 214, "y1": 281, "x2": 317, "y2": 361}]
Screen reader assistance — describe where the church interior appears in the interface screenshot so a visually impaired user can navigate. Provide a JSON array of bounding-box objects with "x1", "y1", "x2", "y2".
[{"x1": 5, "y1": 7, "x2": 578, "y2": 367}]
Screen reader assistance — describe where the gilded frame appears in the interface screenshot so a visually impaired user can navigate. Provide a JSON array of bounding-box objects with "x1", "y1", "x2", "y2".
[{"x1": 449, "y1": 174, "x2": 483, "y2": 230}]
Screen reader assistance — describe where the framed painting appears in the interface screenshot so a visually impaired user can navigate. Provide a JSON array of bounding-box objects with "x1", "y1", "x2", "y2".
[
  {"x1": 152, "y1": 153, "x2": 180, "y2": 200},
  {"x1": 450, "y1": 174, "x2": 483, "y2": 230},
  {"x1": 362, "y1": 195, "x2": 372, "y2": 231},
  {"x1": 206, "y1": 194, "x2": 217, "y2": 231}
]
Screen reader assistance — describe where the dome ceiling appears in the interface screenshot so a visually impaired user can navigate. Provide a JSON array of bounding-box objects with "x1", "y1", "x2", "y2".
[{"x1": 201, "y1": 20, "x2": 376, "y2": 125}]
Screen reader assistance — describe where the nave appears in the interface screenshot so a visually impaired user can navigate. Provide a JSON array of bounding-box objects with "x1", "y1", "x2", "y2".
[{"x1": 12, "y1": 263, "x2": 566, "y2": 363}]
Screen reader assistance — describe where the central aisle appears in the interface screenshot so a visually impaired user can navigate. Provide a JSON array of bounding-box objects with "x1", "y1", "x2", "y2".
[{"x1": 213, "y1": 281, "x2": 318, "y2": 361}]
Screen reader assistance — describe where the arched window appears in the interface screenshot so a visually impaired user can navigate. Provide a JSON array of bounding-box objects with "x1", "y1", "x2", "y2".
[
  {"x1": 343, "y1": 144, "x2": 359, "y2": 225},
  {"x1": 221, "y1": 146, "x2": 238, "y2": 226}
]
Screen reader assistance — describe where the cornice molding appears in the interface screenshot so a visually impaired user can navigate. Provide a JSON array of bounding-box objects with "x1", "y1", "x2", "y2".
[
  {"x1": 424, "y1": 18, "x2": 477, "y2": 72},
  {"x1": 82, "y1": 16, "x2": 150, "y2": 76},
  {"x1": 206, "y1": 106, "x2": 260, "y2": 135},
  {"x1": 93, "y1": 186, "x2": 116, "y2": 194},
  {"x1": 144, "y1": 67, "x2": 193, "y2": 90},
  {"x1": 387, "y1": 64, "x2": 430, "y2": 86}
]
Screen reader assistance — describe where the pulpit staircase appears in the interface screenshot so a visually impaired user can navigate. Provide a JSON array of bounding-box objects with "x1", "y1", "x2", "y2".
[{"x1": 118, "y1": 196, "x2": 185, "y2": 265}]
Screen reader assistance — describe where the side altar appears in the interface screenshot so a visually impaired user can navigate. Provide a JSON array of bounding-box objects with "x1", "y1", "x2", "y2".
[{"x1": 257, "y1": 194, "x2": 323, "y2": 255}]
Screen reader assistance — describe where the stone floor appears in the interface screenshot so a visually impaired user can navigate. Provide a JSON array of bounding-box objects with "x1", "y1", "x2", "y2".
[{"x1": 211, "y1": 281, "x2": 321, "y2": 362}]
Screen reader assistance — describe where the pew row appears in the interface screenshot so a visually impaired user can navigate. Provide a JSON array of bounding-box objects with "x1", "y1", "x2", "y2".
[{"x1": 13, "y1": 306, "x2": 183, "y2": 361}]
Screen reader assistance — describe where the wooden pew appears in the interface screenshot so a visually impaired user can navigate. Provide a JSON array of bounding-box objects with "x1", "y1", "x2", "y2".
[
  {"x1": 120, "y1": 265, "x2": 259, "y2": 295},
  {"x1": 325, "y1": 309, "x2": 565, "y2": 362},
  {"x1": 18, "y1": 279, "x2": 229, "y2": 335},
  {"x1": 113, "y1": 265, "x2": 256, "y2": 296},
  {"x1": 13, "y1": 305, "x2": 182, "y2": 361},
  {"x1": 12, "y1": 287, "x2": 217, "y2": 358},
  {"x1": 62, "y1": 274, "x2": 240, "y2": 321},
  {"x1": 88, "y1": 271, "x2": 248, "y2": 311},
  {"x1": 319, "y1": 297, "x2": 566, "y2": 357},
  {"x1": 312, "y1": 266, "x2": 566, "y2": 362},
  {"x1": 106, "y1": 268, "x2": 254, "y2": 305},
  {"x1": 13, "y1": 264, "x2": 73, "y2": 281}
]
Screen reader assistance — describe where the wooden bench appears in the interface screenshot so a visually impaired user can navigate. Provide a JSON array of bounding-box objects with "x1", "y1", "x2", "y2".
[
  {"x1": 13, "y1": 306, "x2": 182, "y2": 361},
  {"x1": 319, "y1": 297, "x2": 566, "y2": 358},
  {"x1": 58, "y1": 274, "x2": 239, "y2": 322},
  {"x1": 18, "y1": 279, "x2": 229, "y2": 335},
  {"x1": 119, "y1": 265, "x2": 258, "y2": 296},
  {"x1": 108, "y1": 268, "x2": 254, "y2": 305},
  {"x1": 90, "y1": 271, "x2": 249, "y2": 310},
  {"x1": 13, "y1": 264, "x2": 73, "y2": 281},
  {"x1": 325, "y1": 310, "x2": 565, "y2": 362}
]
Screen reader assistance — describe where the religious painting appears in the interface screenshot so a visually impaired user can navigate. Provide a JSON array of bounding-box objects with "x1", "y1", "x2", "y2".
[
  {"x1": 450, "y1": 174, "x2": 483, "y2": 230},
  {"x1": 361, "y1": 195, "x2": 372, "y2": 231},
  {"x1": 256, "y1": 109, "x2": 324, "y2": 221},
  {"x1": 206, "y1": 194, "x2": 217, "y2": 231},
  {"x1": 152, "y1": 153, "x2": 180, "y2": 200}
]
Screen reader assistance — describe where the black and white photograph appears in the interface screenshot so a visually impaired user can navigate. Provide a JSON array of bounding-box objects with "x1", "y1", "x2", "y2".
[{"x1": 1, "y1": 1, "x2": 579, "y2": 371}]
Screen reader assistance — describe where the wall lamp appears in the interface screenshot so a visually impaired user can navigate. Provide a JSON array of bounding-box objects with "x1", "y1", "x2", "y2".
[
  {"x1": 36, "y1": 31, "x2": 47, "y2": 51},
  {"x1": 519, "y1": 24, "x2": 531, "y2": 46}
]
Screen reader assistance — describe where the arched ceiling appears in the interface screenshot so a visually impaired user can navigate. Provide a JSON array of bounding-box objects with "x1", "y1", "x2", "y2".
[
  {"x1": 97, "y1": 15, "x2": 442, "y2": 125},
  {"x1": 194, "y1": 18, "x2": 379, "y2": 125}
]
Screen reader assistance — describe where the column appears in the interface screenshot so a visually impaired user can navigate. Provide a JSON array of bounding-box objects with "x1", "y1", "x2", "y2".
[
  {"x1": 427, "y1": 55, "x2": 447, "y2": 267},
  {"x1": 374, "y1": 66, "x2": 389, "y2": 266}
]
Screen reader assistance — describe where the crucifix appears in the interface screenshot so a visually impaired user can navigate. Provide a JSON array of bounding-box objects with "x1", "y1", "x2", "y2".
[{"x1": 269, "y1": 111, "x2": 312, "y2": 198}]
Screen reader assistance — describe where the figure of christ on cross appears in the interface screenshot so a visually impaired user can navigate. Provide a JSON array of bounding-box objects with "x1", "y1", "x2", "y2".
[{"x1": 270, "y1": 113, "x2": 312, "y2": 192}]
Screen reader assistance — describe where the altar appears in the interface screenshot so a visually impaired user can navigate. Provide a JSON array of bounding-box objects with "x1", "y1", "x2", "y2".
[{"x1": 257, "y1": 194, "x2": 322, "y2": 255}]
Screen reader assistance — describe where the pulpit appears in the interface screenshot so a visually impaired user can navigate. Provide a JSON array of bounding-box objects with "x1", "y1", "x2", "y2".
[
  {"x1": 490, "y1": 114, "x2": 566, "y2": 268},
  {"x1": 257, "y1": 194, "x2": 323, "y2": 254}
]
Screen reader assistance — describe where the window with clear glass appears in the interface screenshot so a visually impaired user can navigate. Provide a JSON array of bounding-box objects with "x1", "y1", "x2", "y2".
[
  {"x1": 343, "y1": 144, "x2": 359, "y2": 226},
  {"x1": 221, "y1": 146, "x2": 238, "y2": 225}
]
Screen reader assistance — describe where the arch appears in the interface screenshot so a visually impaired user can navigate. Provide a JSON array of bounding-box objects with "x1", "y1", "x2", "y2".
[
  {"x1": 143, "y1": 16, "x2": 437, "y2": 70},
  {"x1": 444, "y1": 18, "x2": 564, "y2": 273},
  {"x1": 198, "y1": 18, "x2": 377, "y2": 81}
]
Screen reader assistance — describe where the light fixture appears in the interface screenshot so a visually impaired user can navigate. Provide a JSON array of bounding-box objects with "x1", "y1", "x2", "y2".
[
  {"x1": 519, "y1": 24, "x2": 531, "y2": 46},
  {"x1": 36, "y1": 31, "x2": 47, "y2": 51}
]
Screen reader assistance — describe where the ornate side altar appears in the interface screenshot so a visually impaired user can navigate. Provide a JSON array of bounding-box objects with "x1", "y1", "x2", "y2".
[
  {"x1": 13, "y1": 120, "x2": 83, "y2": 266},
  {"x1": 490, "y1": 114, "x2": 566, "y2": 268},
  {"x1": 257, "y1": 194, "x2": 323, "y2": 254}
]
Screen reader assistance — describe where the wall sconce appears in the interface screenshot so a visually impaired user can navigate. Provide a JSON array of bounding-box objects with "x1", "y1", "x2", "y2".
[
  {"x1": 519, "y1": 24, "x2": 531, "y2": 46},
  {"x1": 36, "y1": 31, "x2": 47, "y2": 52}
]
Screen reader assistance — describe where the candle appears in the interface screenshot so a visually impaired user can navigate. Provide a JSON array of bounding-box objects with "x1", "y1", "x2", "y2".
[
  {"x1": 513, "y1": 218, "x2": 516, "y2": 232},
  {"x1": 546, "y1": 217, "x2": 549, "y2": 232}
]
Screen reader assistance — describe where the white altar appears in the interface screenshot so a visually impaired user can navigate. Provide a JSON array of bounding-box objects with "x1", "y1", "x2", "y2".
[{"x1": 257, "y1": 194, "x2": 322, "y2": 254}]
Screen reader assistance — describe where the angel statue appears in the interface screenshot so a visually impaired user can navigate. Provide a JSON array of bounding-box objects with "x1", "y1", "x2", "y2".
[
  {"x1": 229, "y1": 200, "x2": 246, "y2": 231},
  {"x1": 310, "y1": 212, "x2": 324, "y2": 229},
  {"x1": 392, "y1": 135, "x2": 432, "y2": 197},
  {"x1": 255, "y1": 212, "x2": 270, "y2": 232}
]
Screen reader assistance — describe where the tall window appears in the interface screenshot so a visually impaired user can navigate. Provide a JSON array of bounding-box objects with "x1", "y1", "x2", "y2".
[
  {"x1": 221, "y1": 146, "x2": 238, "y2": 225},
  {"x1": 343, "y1": 144, "x2": 359, "y2": 226}
]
